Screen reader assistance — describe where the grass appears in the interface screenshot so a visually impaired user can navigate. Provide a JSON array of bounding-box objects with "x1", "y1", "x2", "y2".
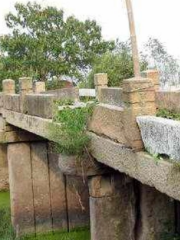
[
  {"x1": 50, "y1": 102, "x2": 95, "y2": 156},
  {"x1": 157, "y1": 108, "x2": 180, "y2": 121},
  {"x1": 0, "y1": 191, "x2": 90, "y2": 240}
]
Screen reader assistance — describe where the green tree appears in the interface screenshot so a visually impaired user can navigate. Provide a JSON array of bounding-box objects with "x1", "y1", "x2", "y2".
[
  {"x1": 144, "y1": 38, "x2": 180, "y2": 87},
  {"x1": 86, "y1": 40, "x2": 147, "y2": 88},
  {"x1": 0, "y1": 2, "x2": 114, "y2": 83}
]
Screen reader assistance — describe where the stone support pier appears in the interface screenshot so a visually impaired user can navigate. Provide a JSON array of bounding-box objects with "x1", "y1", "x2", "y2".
[
  {"x1": 7, "y1": 140, "x2": 90, "y2": 236},
  {"x1": 137, "y1": 184, "x2": 175, "y2": 240},
  {"x1": 89, "y1": 172, "x2": 136, "y2": 240}
]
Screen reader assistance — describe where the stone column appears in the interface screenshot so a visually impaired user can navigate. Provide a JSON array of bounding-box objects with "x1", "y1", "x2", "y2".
[
  {"x1": 142, "y1": 70, "x2": 160, "y2": 91},
  {"x1": 3, "y1": 79, "x2": 15, "y2": 94},
  {"x1": 19, "y1": 77, "x2": 33, "y2": 113},
  {"x1": 123, "y1": 77, "x2": 156, "y2": 150},
  {"x1": 137, "y1": 184, "x2": 175, "y2": 240},
  {"x1": 0, "y1": 145, "x2": 8, "y2": 190},
  {"x1": 7, "y1": 140, "x2": 69, "y2": 236},
  {"x1": 89, "y1": 172, "x2": 136, "y2": 240},
  {"x1": 34, "y1": 82, "x2": 46, "y2": 93},
  {"x1": 94, "y1": 73, "x2": 108, "y2": 101}
]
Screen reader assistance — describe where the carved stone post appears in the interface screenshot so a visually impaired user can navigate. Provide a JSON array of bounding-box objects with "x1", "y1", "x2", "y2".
[
  {"x1": 19, "y1": 77, "x2": 33, "y2": 113},
  {"x1": 34, "y1": 82, "x2": 46, "y2": 93},
  {"x1": 123, "y1": 77, "x2": 156, "y2": 150},
  {"x1": 142, "y1": 70, "x2": 160, "y2": 91},
  {"x1": 3, "y1": 79, "x2": 15, "y2": 94},
  {"x1": 94, "y1": 73, "x2": 108, "y2": 101}
]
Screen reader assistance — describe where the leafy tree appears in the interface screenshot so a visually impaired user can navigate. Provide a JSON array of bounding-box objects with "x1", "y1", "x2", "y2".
[
  {"x1": 0, "y1": 2, "x2": 114, "y2": 83},
  {"x1": 144, "y1": 38, "x2": 180, "y2": 87},
  {"x1": 86, "y1": 40, "x2": 147, "y2": 88}
]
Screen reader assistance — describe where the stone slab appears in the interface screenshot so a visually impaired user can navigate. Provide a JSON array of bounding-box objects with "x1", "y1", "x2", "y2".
[
  {"x1": 3, "y1": 110, "x2": 55, "y2": 140},
  {"x1": 25, "y1": 94, "x2": 54, "y2": 119},
  {"x1": 48, "y1": 152, "x2": 68, "y2": 231},
  {"x1": 66, "y1": 176, "x2": 90, "y2": 230},
  {"x1": 8, "y1": 143, "x2": 35, "y2": 235},
  {"x1": 88, "y1": 103, "x2": 128, "y2": 145},
  {"x1": 0, "y1": 145, "x2": 8, "y2": 190},
  {"x1": 137, "y1": 184, "x2": 175, "y2": 240},
  {"x1": 89, "y1": 132, "x2": 180, "y2": 202},
  {"x1": 137, "y1": 116, "x2": 180, "y2": 161},
  {"x1": 99, "y1": 87, "x2": 124, "y2": 107},
  {"x1": 43, "y1": 87, "x2": 79, "y2": 101},
  {"x1": 90, "y1": 173, "x2": 136, "y2": 240},
  {"x1": 31, "y1": 143, "x2": 52, "y2": 233}
]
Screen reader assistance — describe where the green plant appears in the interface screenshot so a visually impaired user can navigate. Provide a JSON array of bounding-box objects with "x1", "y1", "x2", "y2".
[
  {"x1": 157, "y1": 109, "x2": 180, "y2": 121},
  {"x1": 50, "y1": 102, "x2": 95, "y2": 156}
]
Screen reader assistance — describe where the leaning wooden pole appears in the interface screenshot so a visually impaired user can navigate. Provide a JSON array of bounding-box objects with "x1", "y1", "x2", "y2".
[{"x1": 125, "y1": 0, "x2": 141, "y2": 77}]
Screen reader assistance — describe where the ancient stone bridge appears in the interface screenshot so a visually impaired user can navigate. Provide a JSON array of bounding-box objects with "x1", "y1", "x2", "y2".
[{"x1": 1, "y1": 71, "x2": 180, "y2": 240}]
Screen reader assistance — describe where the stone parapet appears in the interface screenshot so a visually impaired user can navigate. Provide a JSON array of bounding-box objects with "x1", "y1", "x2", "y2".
[
  {"x1": 99, "y1": 87, "x2": 124, "y2": 107},
  {"x1": 88, "y1": 103, "x2": 128, "y2": 145}
]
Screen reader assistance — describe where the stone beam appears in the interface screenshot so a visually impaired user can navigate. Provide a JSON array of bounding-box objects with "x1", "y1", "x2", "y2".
[
  {"x1": 89, "y1": 132, "x2": 180, "y2": 202},
  {"x1": 3, "y1": 110, "x2": 55, "y2": 140}
]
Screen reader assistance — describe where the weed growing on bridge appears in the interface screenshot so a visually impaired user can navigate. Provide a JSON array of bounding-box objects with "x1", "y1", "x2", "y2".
[
  {"x1": 50, "y1": 102, "x2": 95, "y2": 156},
  {"x1": 157, "y1": 109, "x2": 180, "y2": 121}
]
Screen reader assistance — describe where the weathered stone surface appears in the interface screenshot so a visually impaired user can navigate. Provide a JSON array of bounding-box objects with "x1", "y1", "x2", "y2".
[
  {"x1": 89, "y1": 103, "x2": 128, "y2": 145},
  {"x1": 58, "y1": 153, "x2": 109, "y2": 177},
  {"x1": 142, "y1": 70, "x2": 160, "y2": 91},
  {"x1": 3, "y1": 79, "x2": 15, "y2": 94},
  {"x1": 0, "y1": 145, "x2": 8, "y2": 190},
  {"x1": 34, "y1": 82, "x2": 45, "y2": 93},
  {"x1": 31, "y1": 143, "x2": 52, "y2": 233},
  {"x1": 90, "y1": 173, "x2": 136, "y2": 240},
  {"x1": 94, "y1": 73, "x2": 108, "y2": 86},
  {"x1": 123, "y1": 77, "x2": 156, "y2": 150},
  {"x1": 3, "y1": 94, "x2": 20, "y2": 112},
  {"x1": 123, "y1": 77, "x2": 154, "y2": 93},
  {"x1": 25, "y1": 94, "x2": 54, "y2": 118},
  {"x1": 3, "y1": 110, "x2": 54, "y2": 140},
  {"x1": 8, "y1": 143, "x2": 35, "y2": 235},
  {"x1": 99, "y1": 87, "x2": 124, "y2": 107},
  {"x1": 44, "y1": 87, "x2": 79, "y2": 101},
  {"x1": 137, "y1": 184, "x2": 175, "y2": 240},
  {"x1": 19, "y1": 77, "x2": 33, "y2": 91},
  {"x1": 48, "y1": 152, "x2": 68, "y2": 231},
  {"x1": 66, "y1": 176, "x2": 90, "y2": 230},
  {"x1": 137, "y1": 116, "x2": 180, "y2": 161},
  {"x1": 89, "y1": 132, "x2": 180, "y2": 201}
]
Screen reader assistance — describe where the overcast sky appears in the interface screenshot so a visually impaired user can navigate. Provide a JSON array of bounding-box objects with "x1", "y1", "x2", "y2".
[{"x1": 0, "y1": 0, "x2": 179, "y2": 58}]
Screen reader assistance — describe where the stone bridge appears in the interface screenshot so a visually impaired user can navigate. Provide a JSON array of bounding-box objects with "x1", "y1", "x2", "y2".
[{"x1": 1, "y1": 71, "x2": 180, "y2": 240}]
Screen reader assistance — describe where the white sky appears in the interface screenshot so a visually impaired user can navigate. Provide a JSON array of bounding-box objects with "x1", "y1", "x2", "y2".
[{"x1": 0, "y1": 0, "x2": 179, "y2": 58}]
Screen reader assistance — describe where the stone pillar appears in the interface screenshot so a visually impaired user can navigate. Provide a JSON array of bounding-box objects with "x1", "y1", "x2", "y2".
[
  {"x1": 123, "y1": 77, "x2": 156, "y2": 150},
  {"x1": 19, "y1": 77, "x2": 33, "y2": 113},
  {"x1": 66, "y1": 176, "x2": 90, "y2": 230},
  {"x1": 3, "y1": 79, "x2": 15, "y2": 94},
  {"x1": 142, "y1": 70, "x2": 160, "y2": 91},
  {"x1": 94, "y1": 73, "x2": 108, "y2": 101},
  {"x1": 7, "y1": 140, "x2": 69, "y2": 236},
  {"x1": 0, "y1": 145, "x2": 8, "y2": 190},
  {"x1": 89, "y1": 172, "x2": 136, "y2": 240},
  {"x1": 34, "y1": 82, "x2": 45, "y2": 93},
  {"x1": 137, "y1": 184, "x2": 175, "y2": 240},
  {"x1": 8, "y1": 143, "x2": 35, "y2": 236}
]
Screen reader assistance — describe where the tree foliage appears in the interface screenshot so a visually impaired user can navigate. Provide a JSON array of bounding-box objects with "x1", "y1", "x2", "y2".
[
  {"x1": 86, "y1": 40, "x2": 147, "y2": 88},
  {"x1": 144, "y1": 38, "x2": 180, "y2": 87},
  {"x1": 0, "y1": 2, "x2": 114, "y2": 83}
]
